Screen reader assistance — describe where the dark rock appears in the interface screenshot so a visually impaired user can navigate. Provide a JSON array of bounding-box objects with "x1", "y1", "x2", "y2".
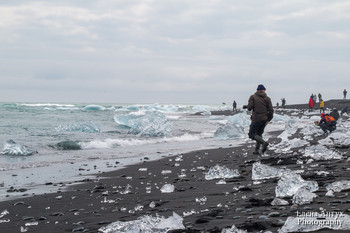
[
  {"x1": 248, "y1": 198, "x2": 274, "y2": 207},
  {"x1": 195, "y1": 218, "x2": 210, "y2": 224},
  {"x1": 72, "y1": 227, "x2": 85, "y2": 232},
  {"x1": 207, "y1": 209, "x2": 223, "y2": 217},
  {"x1": 50, "y1": 212, "x2": 64, "y2": 216},
  {"x1": 98, "y1": 221, "x2": 112, "y2": 225}
]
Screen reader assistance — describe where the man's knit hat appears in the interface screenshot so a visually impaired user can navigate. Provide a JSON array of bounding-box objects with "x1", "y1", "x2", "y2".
[{"x1": 257, "y1": 84, "x2": 266, "y2": 91}]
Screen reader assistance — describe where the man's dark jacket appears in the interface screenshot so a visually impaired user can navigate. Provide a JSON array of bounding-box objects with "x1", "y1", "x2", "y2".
[{"x1": 247, "y1": 91, "x2": 274, "y2": 123}]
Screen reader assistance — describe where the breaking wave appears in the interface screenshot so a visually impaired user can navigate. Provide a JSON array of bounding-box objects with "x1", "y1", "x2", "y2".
[{"x1": 80, "y1": 133, "x2": 207, "y2": 149}]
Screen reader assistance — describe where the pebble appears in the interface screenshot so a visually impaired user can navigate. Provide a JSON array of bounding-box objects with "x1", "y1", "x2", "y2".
[
  {"x1": 72, "y1": 227, "x2": 85, "y2": 232},
  {"x1": 259, "y1": 215, "x2": 268, "y2": 219},
  {"x1": 14, "y1": 201, "x2": 25, "y2": 206},
  {"x1": 22, "y1": 216, "x2": 35, "y2": 221},
  {"x1": 72, "y1": 221, "x2": 85, "y2": 226},
  {"x1": 290, "y1": 204, "x2": 298, "y2": 211},
  {"x1": 50, "y1": 212, "x2": 64, "y2": 216},
  {"x1": 268, "y1": 212, "x2": 281, "y2": 217},
  {"x1": 98, "y1": 221, "x2": 111, "y2": 225}
]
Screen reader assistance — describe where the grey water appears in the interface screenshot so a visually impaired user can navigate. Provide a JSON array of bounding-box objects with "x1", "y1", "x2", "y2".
[{"x1": 0, "y1": 102, "x2": 242, "y2": 200}]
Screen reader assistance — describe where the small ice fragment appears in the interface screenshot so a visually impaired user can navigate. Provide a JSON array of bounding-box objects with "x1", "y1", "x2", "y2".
[
  {"x1": 119, "y1": 184, "x2": 132, "y2": 194},
  {"x1": 325, "y1": 190, "x2": 334, "y2": 197},
  {"x1": 195, "y1": 196, "x2": 207, "y2": 205},
  {"x1": 222, "y1": 224, "x2": 248, "y2": 233},
  {"x1": 149, "y1": 201, "x2": 156, "y2": 208},
  {"x1": 139, "y1": 168, "x2": 147, "y2": 171},
  {"x1": 315, "y1": 171, "x2": 329, "y2": 176},
  {"x1": 161, "y1": 170, "x2": 172, "y2": 175},
  {"x1": 216, "y1": 179, "x2": 226, "y2": 185},
  {"x1": 0, "y1": 210, "x2": 9, "y2": 218},
  {"x1": 183, "y1": 209, "x2": 197, "y2": 217},
  {"x1": 271, "y1": 198, "x2": 289, "y2": 206},
  {"x1": 25, "y1": 222, "x2": 38, "y2": 226},
  {"x1": 205, "y1": 165, "x2": 240, "y2": 180},
  {"x1": 134, "y1": 204, "x2": 143, "y2": 211},
  {"x1": 160, "y1": 184, "x2": 175, "y2": 193}
]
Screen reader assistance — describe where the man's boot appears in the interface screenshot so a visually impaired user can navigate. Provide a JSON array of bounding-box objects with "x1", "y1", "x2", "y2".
[
  {"x1": 254, "y1": 135, "x2": 269, "y2": 154},
  {"x1": 253, "y1": 142, "x2": 261, "y2": 154}
]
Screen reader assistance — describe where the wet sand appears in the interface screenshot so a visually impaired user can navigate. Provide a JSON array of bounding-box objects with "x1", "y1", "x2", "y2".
[{"x1": 1, "y1": 127, "x2": 350, "y2": 233}]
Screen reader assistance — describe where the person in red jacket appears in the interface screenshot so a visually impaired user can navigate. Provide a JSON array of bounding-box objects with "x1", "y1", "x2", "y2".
[{"x1": 308, "y1": 97, "x2": 315, "y2": 112}]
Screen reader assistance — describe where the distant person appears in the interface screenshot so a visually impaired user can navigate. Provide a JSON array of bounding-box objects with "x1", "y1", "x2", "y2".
[
  {"x1": 341, "y1": 106, "x2": 348, "y2": 116},
  {"x1": 245, "y1": 84, "x2": 273, "y2": 155},
  {"x1": 344, "y1": 89, "x2": 347, "y2": 99},
  {"x1": 315, "y1": 113, "x2": 337, "y2": 136},
  {"x1": 313, "y1": 94, "x2": 317, "y2": 104},
  {"x1": 276, "y1": 102, "x2": 279, "y2": 107},
  {"x1": 318, "y1": 93, "x2": 322, "y2": 103},
  {"x1": 308, "y1": 97, "x2": 315, "y2": 112},
  {"x1": 281, "y1": 98, "x2": 286, "y2": 107},
  {"x1": 232, "y1": 100, "x2": 237, "y2": 112},
  {"x1": 319, "y1": 99, "x2": 324, "y2": 113},
  {"x1": 330, "y1": 108, "x2": 339, "y2": 121}
]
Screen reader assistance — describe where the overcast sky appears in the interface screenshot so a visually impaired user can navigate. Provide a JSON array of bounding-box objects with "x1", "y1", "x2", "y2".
[{"x1": 1, "y1": 0, "x2": 349, "y2": 105}]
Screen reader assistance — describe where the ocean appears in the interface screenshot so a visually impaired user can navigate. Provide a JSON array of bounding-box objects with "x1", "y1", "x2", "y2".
[{"x1": 0, "y1": 102, "x2": 250, "y2": 200}]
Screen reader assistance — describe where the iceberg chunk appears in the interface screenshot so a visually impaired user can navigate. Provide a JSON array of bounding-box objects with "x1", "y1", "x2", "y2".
[
  {"x1": 205, "y1": 165, "x2": 240, "y2": 180},
  {"x1": 292, "y1": 187, "x2": 317, "y2": 205},
  {"x1": 252, "y1": 162, "x2": 290, "y2": 180},
  {"x1": 83, "y1": 105, "x2": 106, "y2": 111},
  {"x1": 99, "y1": 212, "x2": 185, "y2": 233},
  {"x1": 303, "y1": 145, "x2": 342, "y2": 160},
  {"x1": 273, "y1": 114, "x2": 292, "y2": 122},
  {"x1": 227, "y1": 113, "x2": 251, "y2": 128},
  {"x1": 0, "y1": 140, "x2": 36, "y2": 156},
  {"x1": 275, "y1": 172, "x2": 318, "y2": 198},
  {"x1": 326, "y1": 180, "x2": 350, "y2": 193},
  {"x1": 214, "y1": 122, "x2": 245, "y2": 140},
  {"x1": 55, "y1": 122, "x2": 100, "y2": 133},
  {"x1": 114, "y1": 111, "x2": 172, "y2": 137}
]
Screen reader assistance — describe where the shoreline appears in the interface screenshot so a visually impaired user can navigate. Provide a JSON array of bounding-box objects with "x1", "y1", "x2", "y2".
[{"x1": 1, "y1": 127, "x2": 350, "y2": 232}]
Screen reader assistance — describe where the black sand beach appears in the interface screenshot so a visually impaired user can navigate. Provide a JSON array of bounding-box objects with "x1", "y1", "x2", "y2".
[{"x1": 1, "y1": 104, "x2": 350, "y2": 233}]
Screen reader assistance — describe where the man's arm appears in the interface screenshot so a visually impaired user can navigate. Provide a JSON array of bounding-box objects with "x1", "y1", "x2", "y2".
[{"x1": 247, "y1": 95, "x2": 254, "y2": 111}]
